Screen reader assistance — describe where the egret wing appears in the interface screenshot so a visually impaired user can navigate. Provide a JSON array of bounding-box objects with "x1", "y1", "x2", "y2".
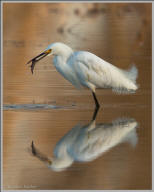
[
  {"x1": 69, "y1": 118, "x2": 138, "y2": 162},
  {"x1": 72, "y1": 51, "x2": 120, "y2": 89}
]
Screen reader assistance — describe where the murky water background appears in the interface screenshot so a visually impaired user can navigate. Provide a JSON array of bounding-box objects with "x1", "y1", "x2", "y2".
[{"x1": 3, "y1": 3, "x2": 151, "y2": 190}]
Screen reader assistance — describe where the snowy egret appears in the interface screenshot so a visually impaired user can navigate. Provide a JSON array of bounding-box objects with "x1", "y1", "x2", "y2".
[
  {"x1": 31, "y1": 109, "x2": 138, "y2": 171},
  {"x1": 27, "y1": 42, "x2": 138, "y2": 108}
]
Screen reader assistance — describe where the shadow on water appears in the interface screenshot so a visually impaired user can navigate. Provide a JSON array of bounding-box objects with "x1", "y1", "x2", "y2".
[{"x1": 31, "y1": 108, "x2": 138, "y2": 172}]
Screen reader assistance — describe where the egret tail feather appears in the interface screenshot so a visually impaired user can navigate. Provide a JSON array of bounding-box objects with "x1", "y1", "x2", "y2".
[
  {"x1": 112, "y1": 65, "x2": 138, "y2": 94},
  {"x1": 124, "y1": 64, "x2": 138, "y2": 84}
]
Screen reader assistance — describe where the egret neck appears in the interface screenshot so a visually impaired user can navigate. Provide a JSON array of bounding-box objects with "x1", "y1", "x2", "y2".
[
  {"x1": 52, "y1": 43, "x2": 73, "y2": 63},
  {"x1": 52, "y1": 45, "x2": 73, "y2": 78},
  {"x1": 50, "y1": 155, "x2": 74, "y2": 171},
  {"x1": 52, "y1": 47, "x2": 82, "y2": 89}
]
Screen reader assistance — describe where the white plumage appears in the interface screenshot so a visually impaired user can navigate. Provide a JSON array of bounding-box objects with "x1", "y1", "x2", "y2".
[
  {"x1": 27, "y1": 42, "x2": 138, "y2": 107},
  {"x1": 49, "y1": 43, "x2": 138, "y2": 92},
  {"x1": 31, "y1": 117, "x2": 138, "y2": 172}
]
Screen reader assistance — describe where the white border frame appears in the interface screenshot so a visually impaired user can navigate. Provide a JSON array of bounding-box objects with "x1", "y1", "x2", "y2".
[{"x1": 1, "y1": 1, "x2": 153, "y2": 192}]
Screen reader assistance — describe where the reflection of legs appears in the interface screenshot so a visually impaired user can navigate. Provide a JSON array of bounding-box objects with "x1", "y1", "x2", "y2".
[
  {"x1": 92, "y1": 105, "x2": 100, "y2": 121},
  {"x1": 92, "y1": 91, "x2": 100, "y2": 109},
  {"x1": 88, "y1": 106, "x2": 100, "y2": 138}
]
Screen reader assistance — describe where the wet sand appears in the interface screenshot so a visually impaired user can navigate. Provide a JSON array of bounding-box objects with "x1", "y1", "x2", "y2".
[{"x1": 3, "y1": 3, "x2": 152, "y2": 190}]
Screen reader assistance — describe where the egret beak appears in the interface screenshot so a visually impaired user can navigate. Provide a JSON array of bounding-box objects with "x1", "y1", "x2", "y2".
[
  {"x1": 27, "y1": 49, "x2": 52, "y2": 74},
  {"x1": 31, "y1": 141, "x2": 52, "y2": 166}
]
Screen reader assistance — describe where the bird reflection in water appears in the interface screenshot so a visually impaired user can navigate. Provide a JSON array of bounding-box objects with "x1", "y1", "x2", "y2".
[{"x1": 31, "y1": 108, "x2": 138, "y2": 172}]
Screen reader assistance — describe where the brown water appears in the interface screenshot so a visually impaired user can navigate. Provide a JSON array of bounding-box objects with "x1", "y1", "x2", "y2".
[{"x1": 3, "y1": 3, "x2": 152, "y2": 190}]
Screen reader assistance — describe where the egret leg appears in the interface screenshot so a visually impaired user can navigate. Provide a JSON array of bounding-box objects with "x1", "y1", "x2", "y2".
[
  {"x1": 92, "y1": 91, "x2": 100, "y2": 109},
  {"x1": 88, "y1": 105, "x2": 99, "y2": 139},
  {"x1": 92, "y1": 106, "x2": 99, "y2": 121}
]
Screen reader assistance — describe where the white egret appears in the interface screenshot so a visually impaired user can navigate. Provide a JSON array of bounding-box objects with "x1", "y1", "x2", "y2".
[
  {"x1": 27, "y1": 42, "x2": 138, "y2": 108},
  {"x1": 31, "y1": 118, "x2": 138, "y2": 172},
  {"x1": 31, "y1": 110, "x2": 138, "y2": 171}
]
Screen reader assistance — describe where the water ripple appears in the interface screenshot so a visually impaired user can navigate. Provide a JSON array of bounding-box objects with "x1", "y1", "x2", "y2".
[
  {"x1": 3, "y1": 104, "x2": 65, "y2": 110},
  {"x1": 3, "y1": 103, "x2": 146, "y2": 111}
]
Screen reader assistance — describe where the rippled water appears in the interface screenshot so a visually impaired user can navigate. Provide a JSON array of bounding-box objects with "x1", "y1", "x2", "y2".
[{"x1": 3, "y1": 3, "x2": 151, "y2": 190}]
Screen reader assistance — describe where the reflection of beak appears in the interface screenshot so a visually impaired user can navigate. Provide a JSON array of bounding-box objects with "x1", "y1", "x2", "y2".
[
  {"x1": 27, "y1": 49, "x2": 52, "y2": 74},
  {"x1": 31, "y1": 141, "x2": 52, "y2": 166}
]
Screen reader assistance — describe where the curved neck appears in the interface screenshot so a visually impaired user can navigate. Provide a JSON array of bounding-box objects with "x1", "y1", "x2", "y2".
[
  {"x1": 51, "y1": 155, "x2": 74, "y2": 171},
  {"x1": 53, "y1": 46, "x2": 73, "y2": 61},
  {"x1": 53, "y1": 52, "x2": 72, "y2": 66}
]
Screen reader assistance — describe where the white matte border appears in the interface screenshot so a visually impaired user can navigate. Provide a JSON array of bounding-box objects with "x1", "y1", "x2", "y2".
[{"x1": 1, "y1": 1, "x2": 153, "y2": 192}]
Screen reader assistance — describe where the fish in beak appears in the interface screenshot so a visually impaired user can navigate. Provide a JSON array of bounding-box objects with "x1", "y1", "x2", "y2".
[
  {"x1": 27, "y1": 49, "x2": 52, "y2": 74},
  {"x1": 31, "y1": 141, "x2": 52, "y2": 166}
]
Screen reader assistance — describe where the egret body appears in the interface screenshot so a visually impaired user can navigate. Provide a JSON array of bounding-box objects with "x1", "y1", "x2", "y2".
[
  {"x1": 31, "y1": 116, "x2": 138, "y2": 172},
  {"x1": 27, "y1": 42, "x2": 138, "y2": 108}
]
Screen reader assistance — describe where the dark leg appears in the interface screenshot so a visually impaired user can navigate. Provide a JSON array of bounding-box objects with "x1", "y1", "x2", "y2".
[
  {"x1": 92, "y1": 106, "x2": 99, "y2": 121},
  {"x1": 92, "y1": 91, "x2": 100, "y2": 109}
]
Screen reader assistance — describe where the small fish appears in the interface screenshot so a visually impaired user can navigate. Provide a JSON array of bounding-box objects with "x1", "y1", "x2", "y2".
[
  {"x1": 27, "y1": 50, "x2": 51, "y2": 74},
  {"x1": 30, "y1": 60, "x2": 36, "y2": 74},
  {"x1": 31, "y1": 141, "x2": 52, "y2": 164}
]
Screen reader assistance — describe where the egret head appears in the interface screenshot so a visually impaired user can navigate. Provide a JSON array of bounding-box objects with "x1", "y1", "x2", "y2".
[
  {"x1": 31, "y1": 141, "x2": 73, "y2": 172},
  {"x1": 45, "y1": 42, "x2": 73, "y2": 57},
  {"x1": 27, "y1": 42, "x2": 73, "y2": 74},
  {"x1": 49, "y1": 157, "x2": 74, "y2": 172}
]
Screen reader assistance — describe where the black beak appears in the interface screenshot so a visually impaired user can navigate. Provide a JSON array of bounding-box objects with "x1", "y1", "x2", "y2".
[
  {"x1": 27, "y1": 49, "x2": 51, "y2": 74},
  {"x1": 31, "y1": 141, "x2": 52, "y2": 165}
]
